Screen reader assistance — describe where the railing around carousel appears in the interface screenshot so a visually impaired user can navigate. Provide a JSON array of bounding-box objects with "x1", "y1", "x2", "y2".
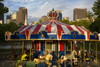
[{"x1": 0, "y1": 60, "x2": 100, "y2": 67}]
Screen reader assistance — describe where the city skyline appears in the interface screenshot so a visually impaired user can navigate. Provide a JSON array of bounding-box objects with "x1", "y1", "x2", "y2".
[{"x1": 2, "y1": 0, "x2": 96, "y2": 24}]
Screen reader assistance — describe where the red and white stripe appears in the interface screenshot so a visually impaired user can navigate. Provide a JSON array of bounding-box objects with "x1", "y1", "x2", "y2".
[{"x1": 18, "y1": 19, "x2": 90, "y2": 35}]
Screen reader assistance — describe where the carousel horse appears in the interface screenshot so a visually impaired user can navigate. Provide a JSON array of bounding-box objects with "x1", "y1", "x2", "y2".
[{"x1": 59, "y1": 50, "x2": 78, "y2": 65}]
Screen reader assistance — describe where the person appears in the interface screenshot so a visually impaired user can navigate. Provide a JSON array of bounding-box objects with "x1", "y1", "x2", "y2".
[
  {"x1": 81, "y1": 50, "x2": 84, "y2": 61},
  {"x1": 21, "y1": 51, "x2": 28, "y2": 61},
  {"x1": 31, "y1": 49, "x2": 35, "y2": 61}
]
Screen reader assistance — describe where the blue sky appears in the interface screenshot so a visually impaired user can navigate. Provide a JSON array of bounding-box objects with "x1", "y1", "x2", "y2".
[{"x1": 2, "y1": 0, "x2": 96, "y2": 24}]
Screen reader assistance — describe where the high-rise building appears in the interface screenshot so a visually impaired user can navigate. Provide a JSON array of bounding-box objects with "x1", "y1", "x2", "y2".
[
  {"x1": 6, "y1": 7, "x2": 28, "y2": 25},
  {"x1": 41, "y1": 16, "x2": 48, "y2": 23},
  {"x1": 63, "y1": 17, "x2": 69, "y2": 21},
  {"x1": 18, "y1": 7, "x2": 27, "y2": 25},
  {"x1": 0, "y1": 3, "x2": 4, "y2": 24},
  {"x1": 10, "y1": 11, "x2": 17, "y2": 20},
  {"x1": 49, "y1": 9, "x2": 62, "y2": 20},
  {"x1": 6, "y1": 15, "x2": 11, "y2": 24},
  {"x1": 73, "y1": 8, "x2": 87, "y2": 20}
]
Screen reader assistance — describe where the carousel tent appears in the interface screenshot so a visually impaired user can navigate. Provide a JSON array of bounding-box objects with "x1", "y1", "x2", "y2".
[
  {"x1": 5, "y1": 8, "x2": 99, "y2": 41},
  {"x1": 18, "y1": 19, "x2": 88, "y2": 35}
]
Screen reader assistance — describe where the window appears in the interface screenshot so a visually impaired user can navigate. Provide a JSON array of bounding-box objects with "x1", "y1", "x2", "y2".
[
  {"x1": 67, "y1": 42, "x2": 71, "y2": 51},
  {"x1": 46, "y1": 41, "x2": 52, "y2": 50}
]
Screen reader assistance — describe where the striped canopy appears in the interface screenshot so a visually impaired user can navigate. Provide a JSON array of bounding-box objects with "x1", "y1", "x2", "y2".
[{"x1": 18, "y1": 19, "x2": 88, "y2": 35}]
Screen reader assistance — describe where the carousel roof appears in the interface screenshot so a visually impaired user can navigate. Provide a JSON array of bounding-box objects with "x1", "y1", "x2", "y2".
[
  {"x1": 17, "y1": 8, "x2": 89, "y2": 35},
  {"x1": 18, "y1": 19, "x2": 88, "y2": 35}
]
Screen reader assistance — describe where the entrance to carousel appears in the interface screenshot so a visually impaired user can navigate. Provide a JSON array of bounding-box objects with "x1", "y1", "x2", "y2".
[{"x1": 45, "y1": 41, "x2": 58, "y2": 60}]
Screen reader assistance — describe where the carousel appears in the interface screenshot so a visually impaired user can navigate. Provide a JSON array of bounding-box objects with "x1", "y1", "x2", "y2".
[{"x1": 5, "y1": 8, "x2": 100, "y2": 67}]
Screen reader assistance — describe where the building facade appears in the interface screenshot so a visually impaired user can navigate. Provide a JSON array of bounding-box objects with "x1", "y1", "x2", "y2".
[
  {"x1": 6, "y1": 7, "x2": 28, "y2": 25},
  {"x1": 0, "y1": 3, "x2": 4, "y2": 24},
  {"x1": 18, "y1": 7, "x2": 28, "y2": 25},
  {"x1": 41, "y1": 16, "x2": 48, "y2": 23},
  {"x1": 73, "y1": 8, "x2": 87, "y2": 20},
  {"x1": 63, "y1": 17, "x2": 69, "y2": 21},
  {"x1": 6, "y1": 15, "x2": 11, "y2": 24}
]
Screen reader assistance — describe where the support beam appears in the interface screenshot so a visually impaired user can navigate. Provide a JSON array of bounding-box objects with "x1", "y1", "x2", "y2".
[
  {"x1": 96, "y1": 42, "x2": 97, "y2": 61},
  {"x1": 30, "y1": 41, "x2": 31, "y2": 61},
  {"x1": 71, "y1": 41, "x2": 72, "y2": 54},
  {"x1": 89, "y1": 41, "x2": 91, "y2": 54},
  {"x1": 45, "y1": 41, "x2": 46, "y2": 55},
  {"x1": 83, "y1": 41, "x2": 85, "y2": 62},
  {"x1": 22, "y1": 41, "x2": 24, "y2": 54},
  {"x1": 18, "y1": 43, "x2": 19, "y2": 53},
  {"x1": 65, "y1": 41, "x2": 66, "y2": 55}
]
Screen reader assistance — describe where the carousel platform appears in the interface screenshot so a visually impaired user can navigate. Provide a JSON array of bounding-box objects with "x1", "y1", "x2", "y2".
[{"x1": 0, "y1": 60, "x2": 100, "y2": 67}]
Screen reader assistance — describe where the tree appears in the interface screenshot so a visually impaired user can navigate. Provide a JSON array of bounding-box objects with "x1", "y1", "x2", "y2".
[
  {"x1": 59, "y1": 19, "x2": 71, "y2": 24},
  {"x1": 39, "y1": 19, "x2": 42, "y2": 23},
  {"x1": 86, "y1": 11, "x2": 94, "y2": 23},
  {"x1": 0, "y1": 22, "x2": 21, "y2": 43},
  {"x1": 71, "y1": 20, "x2": 91, "y2": 30},
  {"x1": 0, "y1": 0, "x2": 9, "y2": 15},
  {"x1": 92, "y1": 0, "x2": 100, "y2": 17},
  {"x1": 9, "y1": 22, "x2": 21, "y2": 33},
  {"x1": 89, "y1": 18, "x2": 100, "y2": 33},
  {"x1": 89, "y1": 0, "x2": 100, "y2": 33}
]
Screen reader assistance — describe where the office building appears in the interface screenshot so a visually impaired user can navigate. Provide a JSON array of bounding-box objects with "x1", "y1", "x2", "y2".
[
  {"x1": 18, "y1": 7, "x2": 28, "y2": 25},
  {"x1": 6, "y1": 15, "x2": 11, "y2": 24},
  {"x1": 7, "y1": 7, "x2": 28, "y2": 25},
  {"x1": 63, "y1": 17, "x2": 69, "y2": 21},
  {"x1": 73, "y1": 8, "x2": 87, "y2": 20},
  {"x1": 41, "y1": 16, "x2": 48, "y2": 23}
]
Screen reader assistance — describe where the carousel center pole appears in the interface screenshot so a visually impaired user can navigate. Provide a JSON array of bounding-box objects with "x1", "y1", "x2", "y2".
[{"x1": 96, "y1": 42, "x2": 97, "y2": 62}]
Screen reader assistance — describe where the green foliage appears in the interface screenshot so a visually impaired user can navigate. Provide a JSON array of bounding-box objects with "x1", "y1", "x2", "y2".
[
  {"x1": 0, "y1": 1, "x2": 9, "y2": 15},
  {"x1": 39, "y1": 19, "x2": 42, "y2": 23},
  {"x1": 86, "y1": 11, "x2": 94, "y2": 19},
  {"x1": 3, "y1": 6, "x2": 9, "y2": 13},
  {"x1": 0, "y1": 0, "x2": 4, "y2": 1},
  {"x1": 89, "y1": 0, "x2": 100, "y2": 33},
  {"x1": 92, "y1": 0, "x2": 100, "y2": 17},
  {"x1": 70, "y1": 20, "x2": 91, "y2": 30},
  {"x1": 0, "y1": 7, "x2": 9, "y2": 15},
  {"x1": 0, "y1": 22, "x2": 21, "y2": 43},
  {"x1": 86, "y1": 11, "x2": 94, "y2": 23},
  {"x1": 59, "y1": 19, "x2": 71, "y2": 24},
  {"x1": 89, "y1": 18, "x2": 100, "y2": 33}
]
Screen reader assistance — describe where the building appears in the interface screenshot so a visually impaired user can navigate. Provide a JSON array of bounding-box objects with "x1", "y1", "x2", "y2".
[
  {"x1": 10, "y1": 11, "x2": 17, "y2": 20},
  {"x1": 6, "y1": 7, "x2": 28, "y2": 25},
  {"x1": 73, "y1": 8, "x2": 87, "y2": 20},
  {"x1": 49, "y1": 9, "x2": 62, "y2": 20},
  {"x1": 0, "y1": 3, "x2": 4, "y2": 24},
  {"x1": 18, "y1": 7, "x2": 28, "y2": 25},
  {"x1": 41, "y1": 16, "x2": 48, "y2": 23},
  {"x1": 6, "y1": 15, "x2": 11, "y2": 24},
  {"x1": 31, "y1": 21, "x2": 38, "y2": 25},
  {"x1": 63, "y1": 17, "x2": 69, "y2": 21}
]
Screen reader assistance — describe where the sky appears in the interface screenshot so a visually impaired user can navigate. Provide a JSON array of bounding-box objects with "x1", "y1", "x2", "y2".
[{"x1": 2, "y1": 0, "x2": 97, "y2": 24}]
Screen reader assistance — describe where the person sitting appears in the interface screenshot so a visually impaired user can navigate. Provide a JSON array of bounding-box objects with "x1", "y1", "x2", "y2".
[{"x1": 21, "y1": 51, "x2": 28, "y2": 61}]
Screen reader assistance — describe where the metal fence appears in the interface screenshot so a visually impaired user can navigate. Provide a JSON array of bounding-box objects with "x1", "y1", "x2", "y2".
[{"x1": 0, "y1": 61, "x2": 100, "y2": 67}]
